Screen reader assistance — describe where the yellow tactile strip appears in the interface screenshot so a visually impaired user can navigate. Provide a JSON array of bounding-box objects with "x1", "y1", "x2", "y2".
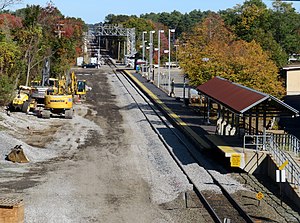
[{"x1": 124, "y1": 70, "x2": 211, "y2": 149}]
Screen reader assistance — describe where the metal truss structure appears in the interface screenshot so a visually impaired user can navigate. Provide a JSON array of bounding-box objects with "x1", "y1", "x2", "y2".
[{"x1": 95, "y1": 24, "x2": 136, "y2": 57}]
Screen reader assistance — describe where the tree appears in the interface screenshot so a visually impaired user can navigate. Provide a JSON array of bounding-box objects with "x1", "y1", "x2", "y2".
[
  {"x1": 270, "y1": 0, "x2": 300, "y2": 56},
  {"x1": 0, "y1": 13, "x2": 22, "y2": 41},
  {"x1": 104, "y1": 14, "x2": 136, "y2": 24},
  {"x1": 221, "y1": 0, "x2": 300, "y2": 67},
  {"x1": 0, "y1": 41, "x2": 21, "y2": 104},
  {"x1": 178, "y1": 14, "x2": 285, "y2": 98},
  {"x1": 0, "y1": 2, "x2": 85, "y2": 104}
]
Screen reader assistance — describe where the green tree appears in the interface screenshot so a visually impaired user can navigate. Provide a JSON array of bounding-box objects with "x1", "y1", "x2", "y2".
[
  {"x1": 270, "y1": 0, "x2": 300, "y2": 55},
  {"x1": 0, "y1": 41, "x2": 21, "y2": 104},
  {"x1": 221, "y1": 0, "x2": 300, "y2": 67},
  {"x1": 105, "y1": 14, "x2": 136, "y2": 24}
]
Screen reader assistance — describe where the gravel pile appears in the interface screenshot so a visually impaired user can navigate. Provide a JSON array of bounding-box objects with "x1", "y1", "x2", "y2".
[{"x1": 0, "y1": 104, "x2": 101, "y2": 164}]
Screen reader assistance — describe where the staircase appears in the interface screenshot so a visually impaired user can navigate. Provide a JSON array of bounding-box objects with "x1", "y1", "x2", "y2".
[
  {"x1": 243, "y1": 134, "x2": 300, "y2": 195},
  {"x1": 266, "y1": 136, "x2": 300, "y2": 193}
]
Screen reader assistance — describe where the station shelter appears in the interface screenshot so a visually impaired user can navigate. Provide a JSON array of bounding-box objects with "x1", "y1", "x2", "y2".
[
  {"x1": 195, "y1": 76, "x2": 300, "y2": 204},
  {"x1": 196, "y1": 76, "x2": 299, "y2": 138},
  {"x1": 195, "y1": 76, "x2": 300, "y2": 198}
]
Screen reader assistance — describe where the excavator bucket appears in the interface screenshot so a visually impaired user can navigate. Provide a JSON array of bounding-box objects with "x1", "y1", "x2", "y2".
[{"x1": 6, "y1": 145, "x2": 29, "y2": 163}]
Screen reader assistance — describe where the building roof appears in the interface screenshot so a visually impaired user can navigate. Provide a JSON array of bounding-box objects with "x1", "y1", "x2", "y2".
[
  {"x1": 196, "y1": 76, "x2": 299, "y2": 117},
  {"x1": 281, "y1": 66, "x2": 300, "y2": 71}
]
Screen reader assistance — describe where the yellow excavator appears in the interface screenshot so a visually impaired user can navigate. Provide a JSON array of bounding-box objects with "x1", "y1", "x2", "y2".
[
  {"x1": 67, "y1": 71, "x2": 87, "y2": 101},
  {"x1": 76, "y1": 80, "x2": 87, "y2": 101},
  {"x1": 41, "y1": 90, "x2": 73, "y2": 119},
  {"x1": 40, "y1": 74, "x2": 74, "y2": 119}
]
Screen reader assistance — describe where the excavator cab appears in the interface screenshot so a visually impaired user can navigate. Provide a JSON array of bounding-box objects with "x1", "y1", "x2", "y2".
[{"x1": 76, "y1": 80, "x2": 87, "y2": 101}]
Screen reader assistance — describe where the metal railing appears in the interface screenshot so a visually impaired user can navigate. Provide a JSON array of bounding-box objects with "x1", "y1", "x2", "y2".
[
  {"x1": 267, "y1": 132, "x2": 300, "y2": 157},
  {"x1": 244, "y1": 134, "x2": 300, "y2": 192}
]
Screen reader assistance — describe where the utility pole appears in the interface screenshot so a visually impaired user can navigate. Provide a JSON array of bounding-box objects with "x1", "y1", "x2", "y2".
[{"x1": 55, "y1": 23, "x2": 65, "y2": 39}]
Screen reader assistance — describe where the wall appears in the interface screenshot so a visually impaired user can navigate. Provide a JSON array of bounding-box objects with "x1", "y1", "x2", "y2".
[{"x1": 287, "y1": 70, "x2": 300, "y2": 95}]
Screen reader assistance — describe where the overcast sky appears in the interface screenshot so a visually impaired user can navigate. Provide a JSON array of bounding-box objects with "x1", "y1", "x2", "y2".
[{"x1": 9, "y1": 0, "x2": 300, "y2": 24}]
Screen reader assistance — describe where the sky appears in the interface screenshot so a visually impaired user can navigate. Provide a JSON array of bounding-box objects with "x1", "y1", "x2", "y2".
[{"x1": 9, "y1": 0, "x2": 300, "y2": 24}]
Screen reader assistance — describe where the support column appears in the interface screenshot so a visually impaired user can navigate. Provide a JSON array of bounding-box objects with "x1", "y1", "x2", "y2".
[
  {"x1": 242, "y1": 116, "x2": 246, "y2": 136},
  {"x1": 256, "y1": 107, "x2": 259, "y2": 135},
  {"x1": 249, "y1": 112, "x2": 252, "y2": 135},
  {"x1": 206, "y1": 98, "x2": 210, "y2": 124}
]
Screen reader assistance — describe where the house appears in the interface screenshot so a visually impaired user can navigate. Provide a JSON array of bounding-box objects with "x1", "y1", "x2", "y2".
[{"x1": 281, "y1": 66, "x2": 300, "y2": 95}]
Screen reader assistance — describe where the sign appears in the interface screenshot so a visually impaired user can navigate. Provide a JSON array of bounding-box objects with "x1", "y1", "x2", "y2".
[
  {"x1": 256, "y1": 192, "x2": 264, "y2": 200},
  {"x1": 230, "y1": 154, "x2": 241, "y2": 167},
  {"x1": 279, "y1": 160, "x2": 288, "y2": 170},
  {"x1": 276, "y1": 169, "x2": 286, "y2": 183}
]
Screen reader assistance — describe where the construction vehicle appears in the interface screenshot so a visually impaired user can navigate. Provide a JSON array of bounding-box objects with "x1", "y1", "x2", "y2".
[
  {"x1": 9, "y1": 85, "x2": 36, "y2": 113},
  {"x1": 39, "y1": 73, "x2": 74, "y2": 119},
  {"x1": 76, "y1": 80, "x2": 87, "y2": 101},
  {"x1": 66, "y1": 71, "x2": 87, "y2": 101},
  {"x1": 40, "y1": 88, "x2": 73, "y2": 119}
]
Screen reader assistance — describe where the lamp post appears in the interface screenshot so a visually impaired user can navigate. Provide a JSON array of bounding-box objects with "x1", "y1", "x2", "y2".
[
  {"x1": 142, "y1": 31, "x2": 147, "y2": 74},
  {"x1": 174, "y1": 44, "x2": 179, "y2": 67},
  {"x1": 145, "y1": 46, "x2": 150, "y2": 78},
  {"x1": 157, "y1": 30, "x2": 164, "y2": 88},
  {"x1": 149, "y1": 30, "x2": 155, "y2": 82},
  {"x1": 168, "y1": 29, "x2": 175, "y2": 96}
]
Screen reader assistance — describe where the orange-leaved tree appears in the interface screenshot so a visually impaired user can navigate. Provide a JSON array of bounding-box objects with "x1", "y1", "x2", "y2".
[{"x1": 178, "y1": 13, "x2": 285, "y2": 98}]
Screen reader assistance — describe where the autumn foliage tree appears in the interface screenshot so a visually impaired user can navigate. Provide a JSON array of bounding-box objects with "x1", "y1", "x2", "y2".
[
  {"x1": 178, "y1": 14, "x2": 285, "y2": 98},
  {"x1": 0, "y1": 3, "x2": 85, "y2": 105}
]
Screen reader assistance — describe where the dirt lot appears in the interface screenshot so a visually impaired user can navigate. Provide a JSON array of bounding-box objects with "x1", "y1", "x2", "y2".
[
  {"x1": 0, "y1": 66, "x2": 208, "y2": 222},
  {"x1": 0, "y1": 66, "x2": 299, "y2": 223}
]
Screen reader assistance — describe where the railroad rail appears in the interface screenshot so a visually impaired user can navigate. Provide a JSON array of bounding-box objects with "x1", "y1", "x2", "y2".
[{"x1": 105, "y1": 58, "x2": 254, "y2": 223}]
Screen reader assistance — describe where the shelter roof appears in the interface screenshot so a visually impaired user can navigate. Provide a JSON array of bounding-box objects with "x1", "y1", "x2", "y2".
[{"x1": 196, "y1": 76, "x2": 298, "y2": 117}]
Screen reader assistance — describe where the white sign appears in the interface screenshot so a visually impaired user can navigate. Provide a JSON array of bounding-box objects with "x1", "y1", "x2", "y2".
[{"x1": 276, "y1": 170, "x2": 286, "y2": 183}]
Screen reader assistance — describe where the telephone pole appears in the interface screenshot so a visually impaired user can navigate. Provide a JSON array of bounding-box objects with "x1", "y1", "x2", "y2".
[{"x1": 55, "y1": 23, "x2": 65, "y2": 39}]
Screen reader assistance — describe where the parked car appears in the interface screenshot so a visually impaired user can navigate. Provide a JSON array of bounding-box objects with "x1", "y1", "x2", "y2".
[{"x1": 82, "y1": 63, "x2": 100, "y2": 68}]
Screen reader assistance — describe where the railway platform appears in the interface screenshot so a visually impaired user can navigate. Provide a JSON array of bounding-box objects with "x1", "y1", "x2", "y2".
[
  {"x1": 120, "y1": 67, "x2": 300, "y2": 206},
  {"x1": 123, "y1": 68, "x2": 246, "y2": 164}
]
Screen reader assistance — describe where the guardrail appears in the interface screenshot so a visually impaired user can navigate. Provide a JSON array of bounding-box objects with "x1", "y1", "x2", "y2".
[{"x1": 244, "y1": 134, "x2": 300, "y2": 192}]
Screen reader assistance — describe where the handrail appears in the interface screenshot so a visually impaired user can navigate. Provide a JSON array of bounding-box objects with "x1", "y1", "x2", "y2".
[
  {"x1": 266, "y1": 132, "x2": 300, "y2": 157},
  {"x1": 244, "y1": 134, "x2": 300, "y2": 192},
  {"x1": 267, "y1": 137, "x2": 300, "y2": 189}
]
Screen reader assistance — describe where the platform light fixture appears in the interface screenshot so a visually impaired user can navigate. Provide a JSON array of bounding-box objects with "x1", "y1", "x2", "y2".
[
  {"x1": 142, "y1": 31, "x2": 147, "y2": 74},
  {"x1": 157, "y1": 30, "x2": 164, "y2": 88},
  {"x1": 168, "y1": 29, "x2": 175, "y2": 96},
  {"x1": 149, "y1": 30, "x2": 155, "y2": 81}
]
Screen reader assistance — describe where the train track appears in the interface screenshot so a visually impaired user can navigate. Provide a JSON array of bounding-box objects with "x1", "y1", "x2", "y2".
[{"x1": 104, "y1": 58, "x2": 254, "y2": 222}]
